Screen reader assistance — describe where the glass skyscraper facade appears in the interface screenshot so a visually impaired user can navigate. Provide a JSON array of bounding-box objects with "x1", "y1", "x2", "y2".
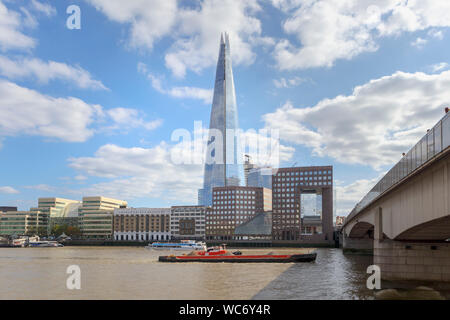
[{"x1": 198, "y1": 33, "x2": 245, "y2": 206}]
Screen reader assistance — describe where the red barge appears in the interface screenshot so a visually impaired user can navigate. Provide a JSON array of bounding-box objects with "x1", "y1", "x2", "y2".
[{"x1": 158, "y1": 246, "x2": 317, "y2": 263}]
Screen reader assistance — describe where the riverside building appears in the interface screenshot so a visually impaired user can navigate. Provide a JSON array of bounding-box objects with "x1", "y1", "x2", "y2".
[
  {"x1": 80, "y1": 196, "x2": 127, "y2": 239},
  {"x1": 272, "y1": 166, "x2": 334, "y2": 243},
  {"x1": 31, "y1": 198, "x2": 81, "y2": 228},
  {"x1": 113, "y1": 208, "x2": 170, "y2": 241},
  {"x1": 170, "y1": 206, "x2": 207, "y2": 240},
  {"x1": 206, "y1": 186, "x2": 272, "y2": 240},
  {"x1": 0, "y1": 210, "x2": 49, "y2": 236}
]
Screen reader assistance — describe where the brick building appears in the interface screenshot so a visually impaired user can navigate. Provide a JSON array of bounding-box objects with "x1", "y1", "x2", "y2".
[
  {"x1": 206, "y1": 186, "x2": 272, "y2": 240},
  {"x1": 113, "y1": 208, "x2": 171, "y2": 241},
  {"x1": 272, "y1": 166, "x2": 333, "y2": 243}
]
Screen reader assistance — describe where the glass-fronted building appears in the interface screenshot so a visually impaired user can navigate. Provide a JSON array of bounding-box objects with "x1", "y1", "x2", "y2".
[{"x1": 199, "y1": 33, "x2": 245, "y2": 206}]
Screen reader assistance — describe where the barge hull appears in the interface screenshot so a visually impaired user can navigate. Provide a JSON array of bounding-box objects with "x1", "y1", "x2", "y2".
[{"x1": 159, "y1": 253, "x2": 316, "y2": 263}]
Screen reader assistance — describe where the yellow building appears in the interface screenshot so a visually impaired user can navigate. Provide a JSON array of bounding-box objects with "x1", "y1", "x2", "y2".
[
  {"x1": 0, "y1": 210, "x2": 49, "y2": 236},
  {"x1": 80, "y1": 196, "x2": 127, "y2": 239}
]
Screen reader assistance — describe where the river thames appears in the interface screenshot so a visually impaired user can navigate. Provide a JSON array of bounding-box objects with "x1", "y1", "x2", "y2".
[{"x1": 0, "y1": 247, "x2": 448, "y2": 300}]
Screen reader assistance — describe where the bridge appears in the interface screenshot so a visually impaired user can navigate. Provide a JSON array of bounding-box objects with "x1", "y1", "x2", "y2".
[{"x1": 342, "y1": 110, "x2": 450, "y2": 282}]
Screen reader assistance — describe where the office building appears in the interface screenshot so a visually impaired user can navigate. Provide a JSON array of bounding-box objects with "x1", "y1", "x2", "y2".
[
  {"x1": 199, "y1": 33, "x2": 245, "y2": 206},
  {"x1": 206, "y1": 186, "x2": 272, "y2": 240},
  {"x1": 0, "y1": 210, "x2": 49, "y2": 236},
  {"x1": 113, "y1": 208, "x2": 170, "y2": 241},
  {"x1": 170, "y1": 206, "x2": 207, "y2": 240},
  {"x1": 272, "y1": 166, "x2": 333, "y2": 243},
  {"x1": 80, "y1": 196, "x2": 127, "y2": 239},
  {"x1": 32, "y1": 198, "x2": 81, "y2": 228},
  {"x1": 0, "y1": 207, "x2": 17, "y2": 212}
]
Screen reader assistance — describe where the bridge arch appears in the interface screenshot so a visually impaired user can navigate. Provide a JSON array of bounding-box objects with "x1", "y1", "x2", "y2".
[
  {"x1": 395, "y1": 215, "x2": 450, "y2": 241},
  {"x1": 347, "y1": 221, "x2": 374, "y2": 238}
]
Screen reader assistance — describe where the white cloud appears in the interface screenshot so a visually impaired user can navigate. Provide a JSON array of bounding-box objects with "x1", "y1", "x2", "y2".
[
  {"x1": 0, "y1": 80, "x2": 102, "y2": 142},
  {"x1": 335, "y1": 177, "x2": 379, "y2": 216},
  {"x1": 263, "y1": 70, "x2": 450, "y2": 169},
  {"x1": 430, "y1": 62, "x2": 449, "y2": 72},
  {"x1": 0, "y1": 1, "x2": 36, "y2": 51},
  {"x1": 30, "y1": 0, "x2": 56, "y2": 17},
  {"x1": 87, "y1": 0, "x2": 266, "y2": 78},
  {"x1": 86, "y1": 0, "x2": 178, "y2": 50},
  {"x1": 411, "y1": 37, "x2": 427, "y2": 48},
  {"x1": 428, "y1": 28, "x2": 444, "y2": 40},
  {"x1": 68, "y1": 143, "x2": 204, "y2": 203},
  {"x1": 0, "y1": 80, "x2": 161, "y2": 144},
  {"x1": 273, "y1": 76, "x2": 307, "y2": 88},
  {"x1": 68, "y1": 129, "x2": 294, "y2": 202},
  {"x1": 24, "y1": 184, "x2": 55, "y2": 192},
  {"x1": 106, "y1": 107, "x2": 163, "y2": 131},
  {"x1": 0, "y1": 186, "x2": 19, "y2": 194},
  {"x1": 165, "y1": 87, "x2": 213, "y2": 105},
  {"x1": 139, "y1": 63, "x2": 213, "y2": 104},
  {"x1": 271, "y1": 0, "x2": 450, "y2": 70},
  {"x1": 165, "y1": 0, "x2": 263, "y2": 78},
  {"x1": 0, "y1": 55, "x2": 108, "y2": 90}
]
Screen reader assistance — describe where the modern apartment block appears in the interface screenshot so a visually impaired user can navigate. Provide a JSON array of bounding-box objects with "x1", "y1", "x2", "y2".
[
  {"x1": 0, "y1": 210, "x2": 49, "y2": 236},
  {"x1": 80, "y1": 196, "x2": 127, "y2": 239},
  {"x1": 272, "y1": 166, "x2": 333, "y2": 243},
  {"x1": 113, "y1": 208, "x2": 171, "y2": 241},
  {"x1": 206, "y1": 186, "x2": 272, "y2": 240},
  {"x1": 31, "y1": 198, "x2": 81, "y2": 228},
  {"x1": 170, "y1": 206, "x2": 207, "y2": 240}
]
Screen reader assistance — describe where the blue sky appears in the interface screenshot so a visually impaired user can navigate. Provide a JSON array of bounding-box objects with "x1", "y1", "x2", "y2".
[{"x1": 0, "y1": 0, "x2": 450, "y2": 215}]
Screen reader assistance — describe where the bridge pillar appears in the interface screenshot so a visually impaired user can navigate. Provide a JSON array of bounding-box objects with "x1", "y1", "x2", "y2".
[
  {"x1": 342, "y1": 234, "x2": 373, "y2": 255},
  {"x1": 374, "y1": 240, "x2": 450, "y2": 282}
]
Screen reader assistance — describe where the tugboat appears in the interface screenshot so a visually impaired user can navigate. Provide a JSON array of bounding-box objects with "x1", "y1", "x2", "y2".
[{"x1": 158, "y1": 245, "x2": 317, "y2": 263}]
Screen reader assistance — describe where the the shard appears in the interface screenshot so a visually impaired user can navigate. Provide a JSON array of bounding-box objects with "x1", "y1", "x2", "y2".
[{"x1": 198, "y1": 33, "x2": 245, "y2": 206}]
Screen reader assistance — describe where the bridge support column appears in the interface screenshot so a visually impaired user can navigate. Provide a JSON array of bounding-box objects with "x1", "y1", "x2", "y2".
[
  {"x1": 374, "y1": 240, "x2": 450, "y2": 282},
  {"x1": 342, "y1": 235, "x2": 373, "y2": 255}
]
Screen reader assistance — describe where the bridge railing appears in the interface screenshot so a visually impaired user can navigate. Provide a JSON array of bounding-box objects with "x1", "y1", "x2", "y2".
[{"x1": 347, "y1": 111, "x2": 450, "y2": 221}]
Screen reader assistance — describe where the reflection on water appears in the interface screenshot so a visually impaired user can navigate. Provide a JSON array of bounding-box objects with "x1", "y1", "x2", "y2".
[{"x1": 0, "y1": 247, "x2": 447, "y2": 300}]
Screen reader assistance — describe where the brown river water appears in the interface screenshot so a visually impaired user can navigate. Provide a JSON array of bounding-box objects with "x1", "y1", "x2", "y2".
[{"x1": 0, "y1": 247, "x2": 448, "y2": 300}]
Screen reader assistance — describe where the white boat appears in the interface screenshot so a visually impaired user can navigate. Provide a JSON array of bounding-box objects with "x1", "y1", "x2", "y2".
[
  {"x1": 147, "y1": 240, "x2": 206, "y2": 251},
  {"x1": 28, "y1": 240, "x2": 63, "y2": 248}
]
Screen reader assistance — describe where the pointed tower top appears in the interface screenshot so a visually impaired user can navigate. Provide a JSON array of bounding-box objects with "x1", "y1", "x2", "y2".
[{"x1": 220, "y1": 32, "x2": 226, "y2": 45}]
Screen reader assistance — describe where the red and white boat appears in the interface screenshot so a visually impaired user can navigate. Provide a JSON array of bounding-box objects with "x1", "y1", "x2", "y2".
[{"x1": 158, "y1": 245, "x2": 317, "y2": 263}]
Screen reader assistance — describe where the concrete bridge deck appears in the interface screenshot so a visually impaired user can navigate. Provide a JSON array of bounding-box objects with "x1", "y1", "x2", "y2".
[{"x1": 342, "y1": 111, "x2": 450, "y2": 282}]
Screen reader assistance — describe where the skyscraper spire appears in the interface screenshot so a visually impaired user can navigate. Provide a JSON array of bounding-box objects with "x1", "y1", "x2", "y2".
[{"x1": 198, "y1": 33, "x2": 245, "y2": 206}]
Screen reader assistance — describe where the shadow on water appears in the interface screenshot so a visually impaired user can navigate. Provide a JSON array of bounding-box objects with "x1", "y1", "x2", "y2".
[
  {"x1": 253, "y1": 248, "x2": 450, "y2": 300},
  {"x1": 253, "y1": 248, "x2": 374, "y2": 300}
]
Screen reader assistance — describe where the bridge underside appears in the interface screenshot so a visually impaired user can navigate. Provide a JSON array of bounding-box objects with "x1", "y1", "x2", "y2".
[{"x1": 396, "y1": 215, "x2": 450, "y2": 241}]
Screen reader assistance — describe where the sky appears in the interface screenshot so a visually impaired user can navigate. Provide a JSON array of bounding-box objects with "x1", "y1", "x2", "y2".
[{"x1": 0, "y1": 0, "x2": 450, "y2": 215}]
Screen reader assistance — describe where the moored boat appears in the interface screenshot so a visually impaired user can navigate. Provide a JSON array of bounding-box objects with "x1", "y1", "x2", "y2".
[
  {"x1": 28, "y1": 241, "x2": 63, "y2": 248},
  {"x1": 158, "y1": 246, "x2": 317, "y2": 263},
  {"x1": 147, "y1": 240, "x2": 207, "y2": 251}
]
